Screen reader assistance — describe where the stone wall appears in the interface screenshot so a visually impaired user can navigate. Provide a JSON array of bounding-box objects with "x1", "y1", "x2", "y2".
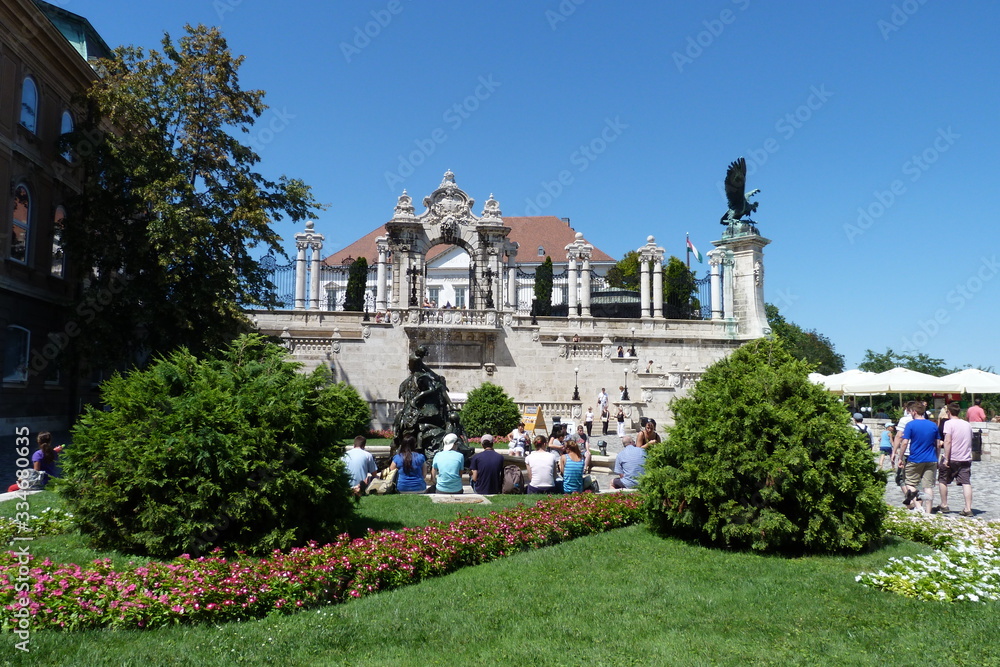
[{"x1": 253, "y1": 310, "x2": 747, "y2": 429}]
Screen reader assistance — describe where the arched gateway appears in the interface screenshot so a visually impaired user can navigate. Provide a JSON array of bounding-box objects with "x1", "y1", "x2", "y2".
[{"x1": 378, "y1": 170, "x2": 515, "y2": 313}]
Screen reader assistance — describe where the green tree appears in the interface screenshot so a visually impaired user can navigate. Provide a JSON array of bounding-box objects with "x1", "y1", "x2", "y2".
[
  {"x1": 643, "y1": 338, "x2": 886, "y2": 555},
  {"x1": 605, "y1": 250, "x2": 640, "y2": 291},
  {"x1": 663, "y1": 256, "x2": 698, "y2": 318},
  {"x1": 765, "y1": 304, "x2": 844, "y2": 375},
  {"x1": 65, "y1": 25, "x2": 321, "y2": 370},
  {"x1": 533, "y1": 256, "x2": 554, "y2": 316},
  {"x1": 858, "y1": 348, "x2": 948, "y2": 376},
  {"x1": 343, "y1": 257, "x2": 369, "y2": 311},
  {"x1": 60, "y1": 334, "x2": 368, "y2": 558},
  {"x1": 460, "y1": 382, "x2": 521, "y2": 438}
]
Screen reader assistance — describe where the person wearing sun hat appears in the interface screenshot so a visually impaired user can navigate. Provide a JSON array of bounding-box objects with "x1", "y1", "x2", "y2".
[{"x1": 430, "y1": 433, "x2": 466, "y2": 494}]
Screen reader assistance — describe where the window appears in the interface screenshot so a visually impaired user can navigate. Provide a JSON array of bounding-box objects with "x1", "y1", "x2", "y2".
[
  {"x1": 20, "y1": 77, "x2": 38, "y2": 133},
  {"x1": 3, "y1": 326, "x2": 30, "y2": 383},
  {"x1": 537, "y1": 246, "x2": 545, "y2": 256},
  {"x1": 454, "y1": 287, "x2": 466, "y2": 309},
  {"x1": 10, "y1": 184, "x2": 30, "y2": 263},
  {"x1": 60, "y1": 110, "x2": 74, "y2": 161},
  {"x1": 51, "y1": 206, "x2": 66, "y2": 277},
  {"x1": 427, "y1": 287, "x2": 440, "y2": 307}
]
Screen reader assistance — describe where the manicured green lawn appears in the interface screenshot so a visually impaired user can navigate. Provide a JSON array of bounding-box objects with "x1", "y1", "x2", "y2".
[{"x1": 5, "y1": 493, "x2": 999, "y2": 665}]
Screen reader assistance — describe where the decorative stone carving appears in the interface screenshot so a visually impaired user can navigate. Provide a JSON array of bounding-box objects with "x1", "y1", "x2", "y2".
[
  {"x1": 531, "y1": 331, "x2": 540, "y2": 342},
  {"x1": 332, "y1": 341, "x2": 341, "y2": 354},
  {"x1": 642, "y1": 389, "x2": 653, "y2": 403},
  {"x1": 391, "y1": 311, "x2": 402, "y2": 325},
  {"x1": 630, "y1": 361, "x2": 639, "y2": 374},
  {"x1": 393, "y1": 190, "x2": 415, "y2": 219},
  {"x1": 754, "y1": 260, "x2": 763, "y2": 287},
  {"x1": 486, "y1": 311, "x2": 496, "y2": 326},
  {"x1": 503, "y1": 313, "x2": 513, "y2": 327},
  {"x1": 603, "y1": 346, "x2": 612, "y2": 359},
  {"x1": 572, "y1": 405, "x2": 583, "y2": 419},
  {"x1": 362, "y1": 325, "x2": 371, "y2": 339},
  {"x1": 480, "y1": 193, "x2": 503, "y2": 224}
]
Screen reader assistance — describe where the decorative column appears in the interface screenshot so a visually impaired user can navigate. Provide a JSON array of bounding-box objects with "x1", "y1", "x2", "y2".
[
  {"x1": 294, "y1": 241, "x2": 307, "y2": 311},
  {"x1": 708, "y1": 248, "x2": 724, "y2": 320},
  {"x1": 637, "y1": 236, "x2": 664, "y2": 319},
  {"x1": 375, "y1": 236, "x2": 388, "y2": 312},
  {"x1": 723, "y1": 252, "x2": 735, "y2": 320},
  {"x1": 506, "y1": 247, "x2": 518, "y2": 310},
  {"x1": 651, "y1": 259, "x2": 663, "y2": 319},
  {"x1": 293, "y1": 220, "x2": 323, "y2": 311},
  {"x1": 566, "y1": 250, "x2": 578, "y2": 319},
  {"x1": 639, "y1": 259, "x2": 650, "y2": 319},
  {"x1": 565, "y1": 232, "x2": 594, "y2": 319},
  {"x1": 309, "y1": 239, "x2": 322, "y2": 311}
]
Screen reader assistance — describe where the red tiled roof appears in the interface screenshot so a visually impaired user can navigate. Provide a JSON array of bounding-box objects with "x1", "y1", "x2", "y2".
[{"x1": 323, "y1": 216, "x2": 616, "y2": 266}]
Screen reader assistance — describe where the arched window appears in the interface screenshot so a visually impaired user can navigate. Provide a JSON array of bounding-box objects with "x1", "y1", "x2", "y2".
[
  {"x1": 51, "y1": 206, "x2": 66, "y2": 277},
  {"x1": 60, "y1": 110, "x2": 74, "y2": 161},
  {"x1": 3, "y1": 326, "x2": 30, "y2": 383},
  {"x1": 20, "y1": 77, "x2": 38, "y2": 133},
  {"x1": 10, "y1": 184, "x2": 30, "y2": 263}
]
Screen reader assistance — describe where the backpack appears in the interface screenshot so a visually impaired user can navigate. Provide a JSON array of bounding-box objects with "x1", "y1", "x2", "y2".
[
  {"x1": 855, "y1": 424, "x2": 872, "y2": 448},
  {"x1": 502, "y1": 464, "x2": 525, "y2": 494},
  {"x1": 365, "y1": 468, "x2": 398, "y2": 495}
]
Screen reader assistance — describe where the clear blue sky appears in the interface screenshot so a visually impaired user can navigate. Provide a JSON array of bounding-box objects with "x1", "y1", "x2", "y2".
[{"x1": 66, "y1": 0, "x2": 999, "y2": 372}]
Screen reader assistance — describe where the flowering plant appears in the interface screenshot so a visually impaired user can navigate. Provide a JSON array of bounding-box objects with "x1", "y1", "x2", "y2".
[
  {"x1": 857, "y1": 508, "x2": 1000, "y2": 602},
  {"x1": 0, "y1": 508, "x2": 75, "y2": 546},
  {"x1": 0, "y1": 493, "x2": 642, "y2": 632}
]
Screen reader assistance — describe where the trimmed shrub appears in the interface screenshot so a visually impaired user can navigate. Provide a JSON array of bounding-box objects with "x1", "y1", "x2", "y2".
[
  {"x1": 460, "y1": 382, "x2": 521, "y2": 438},
  {"x1": 343, "y1": 256, "x2": 369, "y2": 311},
  {"x1": 533, "y1": 256, "x2": 553, "y2": 316},
  {"x1": 60, "y1": 334, "x2": 370, "y2": 558},
  {"x1": 643, "y1": 338, "x2": 886, "y2": 555}
]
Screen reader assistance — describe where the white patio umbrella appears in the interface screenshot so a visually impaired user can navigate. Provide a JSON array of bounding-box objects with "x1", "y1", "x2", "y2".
[
  {"x1": 819, "y1": 369, "x2": 877, "y2": 395},
  {"x1": 939, "y1": 368, "x2": 1000, "y2": 394},
  {"x1": 841, "y1": 367, "x2": 963, "y2": 395}
]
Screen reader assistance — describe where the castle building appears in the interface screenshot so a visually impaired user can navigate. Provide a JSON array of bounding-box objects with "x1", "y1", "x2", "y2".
[{"x1": 251, "y1": 171, "x2": 771, "y2": 430}]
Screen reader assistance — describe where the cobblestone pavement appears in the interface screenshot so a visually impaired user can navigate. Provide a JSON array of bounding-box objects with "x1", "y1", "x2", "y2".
[{"x1": 881, "y1": 458, "x2": 998, "y2": 522}]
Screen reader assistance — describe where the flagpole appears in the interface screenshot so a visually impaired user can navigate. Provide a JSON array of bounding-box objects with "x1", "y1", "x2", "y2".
[{"x1": 686, "y1": 232, "x2": 690, "y2": 269}]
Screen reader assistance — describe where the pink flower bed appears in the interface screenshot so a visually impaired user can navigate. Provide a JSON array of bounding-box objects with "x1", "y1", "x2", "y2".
[{"x1": 1, "y1": 493, "x2": 642, "y2": 632}]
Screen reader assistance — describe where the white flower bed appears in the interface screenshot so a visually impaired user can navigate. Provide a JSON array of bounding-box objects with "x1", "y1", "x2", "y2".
[{"x1": 857, "y1": 508, "x2": 1000, "y2": 602}]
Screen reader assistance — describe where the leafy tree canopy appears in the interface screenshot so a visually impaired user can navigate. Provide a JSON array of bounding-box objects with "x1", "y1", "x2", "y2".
[
  {"x1": 765, "y1": 304, "x2": 844, "y2": 375},
  {"x1": 857, "y1": 348, "x2": 949, "y2": 376},
  {"x1": 65, "y1": 24, "x2": 322, "y2": 370}
]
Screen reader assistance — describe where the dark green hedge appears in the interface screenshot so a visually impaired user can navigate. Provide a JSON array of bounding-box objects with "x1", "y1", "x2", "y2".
[
  {"x1": 60, "y1": 334, "x2": 370, "y2": 558},
  {"x1": 643, "y1": 338, "x2": 886, "y2": 555}
]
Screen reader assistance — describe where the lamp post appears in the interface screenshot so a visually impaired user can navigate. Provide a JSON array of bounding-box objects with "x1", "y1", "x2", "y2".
[
  {"x1": 621, "y1": 370, "x2": 630, "y2": 401},
  {"x1": 629, "y1": 326, "x2": 636, "y2": 357},
  {"x1": 406, "y1": 265, "x2": 420, "y2": 307},
  {"x1": 573, "y1": 367, "x2": 580, "y2": 402}
]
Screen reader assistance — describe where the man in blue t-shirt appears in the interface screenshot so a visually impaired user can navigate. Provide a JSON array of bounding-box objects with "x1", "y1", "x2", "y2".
[
  {"x1": 342, "y1": 435, "x2": 377, "y2": 496},
  {"x1": 900, "y1": 401, "x2": 941, "y2": 513},
  {"x1": 612, "y1": 435, "x2": 646, "y2": 489}
]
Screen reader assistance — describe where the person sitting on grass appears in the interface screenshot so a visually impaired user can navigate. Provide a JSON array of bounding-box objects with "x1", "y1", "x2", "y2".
[
  {"x1": 430, "y1": 433, "x2": 466, "y2": 494},
  {"x1": 7, "y1": 432, "x2": 63, "y2": 493},
  {"x1": 560, "y1": 439, "x2": 587, "y2": 494},
  {"x1": 342, "y1": 435, "x2": 377, "y2": 497},
  {"x1": 390, "y1": 435, "x2": 427, "y2": 493},
  {"x1": 526, "y1": 436, "x2": 557, "y2": 494},
  {"x1": 470, "y1": 434, "x2": 505, "y2": 494}
]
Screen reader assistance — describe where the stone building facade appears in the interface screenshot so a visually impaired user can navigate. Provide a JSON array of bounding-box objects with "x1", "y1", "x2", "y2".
[
  {"x1": 0, "y1": 0, "x2": 110, "y2": 435},
  {"x1": 251, "y1": 172, "x2": 772, "y2": 431}
]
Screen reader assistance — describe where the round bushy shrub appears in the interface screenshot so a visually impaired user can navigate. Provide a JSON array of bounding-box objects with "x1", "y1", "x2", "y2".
[
  {"x1": 644, "y1": 338, "x2": 886, "y2": 555},
  {"x1": 460, "y1": 382, "x2": 521, "y2": 438},
  {"x1": 60, "y1": 334, "x2": 370, "y2": 558}
]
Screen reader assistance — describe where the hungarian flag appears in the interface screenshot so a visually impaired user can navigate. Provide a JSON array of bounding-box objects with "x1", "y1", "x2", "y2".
[{"x1": 686, "y1": 236, "x2": 703, "y2": 263}]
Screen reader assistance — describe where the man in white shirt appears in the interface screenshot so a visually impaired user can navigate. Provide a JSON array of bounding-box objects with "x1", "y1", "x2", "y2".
[{"x1": 342, "y1": 435, "x2": 377, "y2": 496}]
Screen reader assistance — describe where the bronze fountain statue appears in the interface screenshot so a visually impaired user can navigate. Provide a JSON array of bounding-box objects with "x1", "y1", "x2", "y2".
[{"x1": 393, "y1": 345, "x2": 474, "y2": 463}]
